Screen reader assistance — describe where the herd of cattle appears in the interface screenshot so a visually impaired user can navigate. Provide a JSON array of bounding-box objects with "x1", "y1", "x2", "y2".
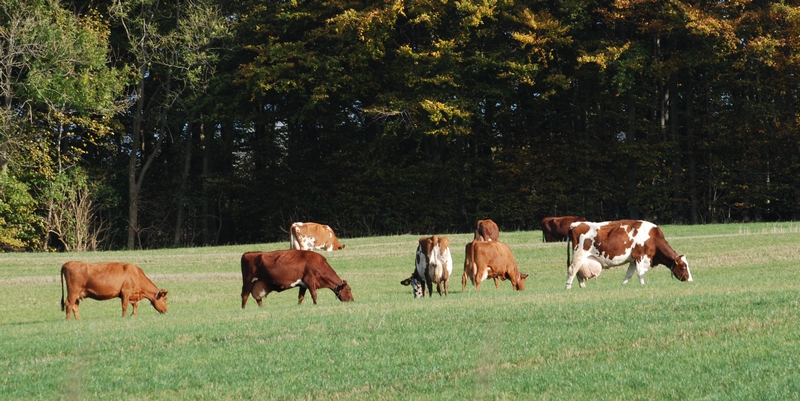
[{"x1": 59, "y1": 217, "x2": 693, "y2": 320}]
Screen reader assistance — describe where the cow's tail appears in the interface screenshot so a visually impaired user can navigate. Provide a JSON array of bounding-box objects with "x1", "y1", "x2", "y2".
[
  {"x1": 470, "y1": 241, "x2": 478, "y2": 283},
  {"x1": 566, "y1": 229, "x2": 572, "y2": 269},
  {"x1": 289, "y1": 224, "x2": 300, "y2": 250},
  {"x1": 60, "y1": 267, "x2": 65, "y2": 312}
]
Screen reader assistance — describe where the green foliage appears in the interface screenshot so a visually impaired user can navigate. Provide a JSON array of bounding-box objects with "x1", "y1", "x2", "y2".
[
  {"x1": 2, "y1": 0, "x2": 800, "y2": 248},
  {"x1": 0, "y1": 174, "x2": 40, "y2": 250}
]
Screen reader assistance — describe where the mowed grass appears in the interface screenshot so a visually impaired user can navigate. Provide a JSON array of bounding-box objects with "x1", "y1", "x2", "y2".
[{"x1": 2, "y1": 222, "x2": 800, "y2": 400}]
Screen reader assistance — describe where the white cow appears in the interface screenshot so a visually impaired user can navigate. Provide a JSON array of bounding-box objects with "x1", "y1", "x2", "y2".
[
  {"x1": 400, "y1": 235, "x2": 453, "y2": 298},
  {"x1": 566, "y1": 220, "x2": 693, "y2": 289}
]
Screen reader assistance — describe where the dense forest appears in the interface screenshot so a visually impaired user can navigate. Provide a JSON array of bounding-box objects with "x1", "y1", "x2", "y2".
[{"x1": 1, "y1": 0, "x2": 799, "y2": 251}]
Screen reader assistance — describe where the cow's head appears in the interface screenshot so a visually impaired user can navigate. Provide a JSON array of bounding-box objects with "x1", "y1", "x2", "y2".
[
  {"x1": 670, "y1": 255, "x2": 693, "y2": 282},
  {"x1": 334, "y1": 281, "x2": 354, "y2": 302},
  {"x1": 515, "y1": 273, "x2": 529, "y2": 291},
  {"x1": 151, "y1": 289, "x2": 168, "y2": 313},
  {"x1": 400, "y1": 275, "x2": 424, "y2": 298}
]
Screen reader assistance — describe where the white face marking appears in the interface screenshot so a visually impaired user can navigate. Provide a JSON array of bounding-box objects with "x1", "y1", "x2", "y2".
[
  {"x1": 251, "y1": 278, "x2": 259, "y2": 282},
  {"x1": 681, "y1": 255, "x2": 693, "y2": 281}
]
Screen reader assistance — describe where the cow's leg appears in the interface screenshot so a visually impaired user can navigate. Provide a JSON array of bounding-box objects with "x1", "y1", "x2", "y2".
[
  {"x1": 121, "y1": 295, "x2": 129, "y2": 317},
  {"x1": 578, "y1": 275, "x2": 586, "y2": 288},
  {"x1": 426, "y1": 280, "x2": 433, "y2": 298},
  {"x1": 566, "y1": 261, "x2": 581, "y2": 290},
  {"x1": 635, "y1": 260, "x2": 650, "y2": 285},
  {"x1": 622, "y1": 262, "x2": 637, "y2": 285},
  {"x1": 308, "y1": 286, "x2": 319, "y2": 304},
  {"x1": 131, "y1": 300, "x2": 139, "y2": 316},
  {"x1": 241, "y1": 277, "x2": 259, "y2": 309},
  {"x1": 65, "y1": 297, "x2": 77, "y2": 320},
  {"x1": 241, "y1": 292, "x2": 250, "y2": 309},
  {"x1": 72, "y1": 301, "x2": 81, "y2": 320},
  {"x1": 298, "y1": 287, "x2": 307, "y2": 305},
  {"x1": 494, "y1": 277, "x2": 500, "y2": 290},
  {"x1": 461, "y1": 270, "x2": 468, "y2": 293}
]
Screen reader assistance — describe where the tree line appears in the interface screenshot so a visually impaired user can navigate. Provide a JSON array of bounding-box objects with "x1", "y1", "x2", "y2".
[{"x1": 1, "y1": 0, "x2": 798, "y2": 251}]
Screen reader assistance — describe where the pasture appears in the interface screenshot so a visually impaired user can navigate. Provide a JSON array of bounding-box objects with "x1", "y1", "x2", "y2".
[{"x1": 1, "y1": 222, "x2": 800, "y2": 400}]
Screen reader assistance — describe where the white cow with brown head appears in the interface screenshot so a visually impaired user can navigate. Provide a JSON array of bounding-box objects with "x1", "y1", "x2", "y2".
[
  {"x1": 566, "y1": 220, "x2": 693, "y2": 289},
  {"x1": 400, "y1": 235, "x2": 453, "y2": 298}
]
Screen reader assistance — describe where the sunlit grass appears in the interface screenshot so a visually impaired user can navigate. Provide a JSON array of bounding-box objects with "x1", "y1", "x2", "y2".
[{"x1": 1, "y1": 222, "x2": 799, "y2": 399}]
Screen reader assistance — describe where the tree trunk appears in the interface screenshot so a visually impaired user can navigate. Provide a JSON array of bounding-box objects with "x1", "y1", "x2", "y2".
[
  {"x1": 201, "y1": 123, "x2": 211, "y2": 245},
  {"x1": 626, "y1": 89, "x2": 639, "y2": 220},
  {"x1": 173, "y1": 120, "x2": 195, "y2": 247},
  {"x1": 686, "y1": 84, "x2": 699, "y2": 224},
  {"x1": 126, "y1": 61, "x2": 146, "y2": 250},
  {"x1": 669, "y1": 74, "x2": 684, "y2": 223}
]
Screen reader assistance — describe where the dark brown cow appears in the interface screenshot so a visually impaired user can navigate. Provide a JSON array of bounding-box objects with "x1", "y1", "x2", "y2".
[
  {"x1": 566, "y1": 220, "x2": 693, "y2": 289},
  {"x1": 60, "y1": 261, "x2": 168, "y2": 320},
  {"x1": 474, "y1": 219, "x2": 499, "y2": 242},
  {"x1": 541, "y1": 216, "x2": 586, "y2": 242},
  {"x1": 289, "y1": 222, "x2": 345, "y2": 251},
  {"x1": 241, "y1": 250, "x2": 354, "y2": 308},
  {"x1": 462, "y1": 240, "x2": 528, "y2": 292}
]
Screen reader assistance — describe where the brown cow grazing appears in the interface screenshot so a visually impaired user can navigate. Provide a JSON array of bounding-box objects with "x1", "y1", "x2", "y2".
[
  {"x1": 60, "y1": 261, "x2": 168, "y2": 320},
  {"x1": 541, "y1": 216, "x2": 586, "y2": 242},
  {"x1": 400, "y1": 235, "x2": 453, "y2": 298},
  {"x1": 240, "y1": 250, "x2": 354, "y2": 308},
  {"x1": 462, "y1": 240, "x2": 529, "y2": 292},
  {"x1": 289, "y1": 222, "x2": 345, "y2": 251},
  {"x1": 566, "y1": 220, "x2": 693, "y2": 289},
  {"x1": 474, "y1": 219, "x2": 499, "y2": 242}
]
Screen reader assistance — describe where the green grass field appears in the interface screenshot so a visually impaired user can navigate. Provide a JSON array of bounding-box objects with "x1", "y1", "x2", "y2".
[{"x1": 2, "y1": 222, "x2": 800, "y2": 400}]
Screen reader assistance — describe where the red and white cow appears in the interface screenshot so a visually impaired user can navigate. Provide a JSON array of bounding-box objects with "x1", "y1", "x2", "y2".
[
  {"x1": 474, "y1": 219, "x2": 499, "y2": 242},
  {"x1": 400, "y1": 235, "x2": 453, "y2": 298},
  {"x1": 289, "y1": 222, "x2": 345, "y2": 251},
  {"x1": 241, "y1": 250, "x2": 354, "y2": 307},
  {"x1": 541, "y1": 216, "x2": 586, "y2": 242},
  {"x1": 566, "y1": 220, "x2": 693, "y2": 289},
  {"x1": 462, "y1": 240, "x2": 528, "y2": 292}
]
